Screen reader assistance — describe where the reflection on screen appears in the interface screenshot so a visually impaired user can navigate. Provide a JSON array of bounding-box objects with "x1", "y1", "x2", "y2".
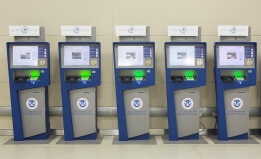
[
  {"x1": 219, "y1": 46, "x2": 244, "y2": 66},
  {"x1": 169, "y1": 46, "x2": 195, "y2": 66},
  {"x1": 64, "y1": 46, "x2": 89, "y2": 66},
  {"x1": 13, "y1": 46, "x2": 38, "y2": 66},
  {"x1": 118, "y1": 46, "x2": 144, "y2": 66}
]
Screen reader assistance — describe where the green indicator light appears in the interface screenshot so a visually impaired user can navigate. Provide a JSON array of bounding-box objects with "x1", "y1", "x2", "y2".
[
  {"x1": 234, "y1": 71, "x2": 244, "y2": 80},
  {"x1": 30, "y1": 70, "x2": 40, "y2": 77},
  {"x1": 134, "y1": 70, "x2": 145, "y2": 81},
  {"x1": 30, "y1": 76, "x2": 39, "y2": 81},
  {"x1": 81, "y1": 76, "x2": 89, "y2": 80},
  {"x1": 135, "y1": 76, "x2": 144, "y2": 81},
  {"x1": 184, "y1": 71, "x2": 195, "y2": 81},
  {"x1": 30, "y1": 70, "x2": 40, "y2": 80},
  {"x1": 235, "y1": 76, "x2": 244, "y2": 81},
  {"x1": 80, "y1": 70, "x2": 91, "y2": 77},
  {"x1": 234, "y1": 72, "x2": 243, "y2": 77},
  {"x1": 134, "y1": 70, "x2": 145, "y2": 77},
  {"x1": 186, "y1": 76, "x2": 194, "y2": 81},
  {"x1": 184, "y1": 71, "x2": 194, "y2": 77}
]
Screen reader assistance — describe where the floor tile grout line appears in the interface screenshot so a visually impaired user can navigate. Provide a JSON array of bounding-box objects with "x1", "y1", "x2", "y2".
[
  {"x1": 202, "y1": 136, "x2": 215, "y2": 144},
  {"x1": 249, "y1": 135, "x2": 261, "y2": 144}
]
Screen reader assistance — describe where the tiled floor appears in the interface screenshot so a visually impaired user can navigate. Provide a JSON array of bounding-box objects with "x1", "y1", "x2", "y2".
[{"x1": 0, "y1": 135, "x2": 261, "y2": 159}]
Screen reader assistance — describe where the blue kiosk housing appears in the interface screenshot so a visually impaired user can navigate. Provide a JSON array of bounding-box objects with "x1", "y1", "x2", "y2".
[
  {"x1": 113, "y1": 42, "x2": 155, "y2": 141},
  {"x1": 165, "y1": 42, "x2": 207, "y2": 141},
  {"x1": 214, "y1": 42, "x2": 257, "y2": 140},
  {"x1": 7, "y1": 42, "x2": 50, "y2": 141},
  {"x1": 59, "y1": 42, "x2": 101, "y2": 141}
]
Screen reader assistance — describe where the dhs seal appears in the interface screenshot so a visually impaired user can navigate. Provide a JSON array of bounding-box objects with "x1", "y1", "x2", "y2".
[
  {"x1": 230, "y1": 26, "x2": 237, "y2": 33},
  {"x1": 77, "y1": 98, "x2": 88, "y2": 110},
  {"x1": 231, "y1": 98, "x2": 243, "y2": 110},
  {"x1": 22, "y1": 26, "x2": 28, "y2": 34},
  {"x1": 131, "y1": 98, "x2": 143, "y2": 110},
  {"x1": 128, "y1": 26, "x2": 134, "y2": 33},
  {"x1": 26, "y1": 98, "x2": 38, "y2": 110},
  {"x1": 180, "y1": 26, "x2": 187, "y2": 34},
  {"x1": 182, "y1": 98, "x2": 194, "y2": 110},
  {"x1": 73, "y1": 26, "x2": 80, "y2": 33}
]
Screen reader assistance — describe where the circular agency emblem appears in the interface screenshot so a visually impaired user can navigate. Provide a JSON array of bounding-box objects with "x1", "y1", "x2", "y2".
[
  {"x1": 182, "y1": 98, "x2": 194, "y2": 110},
  {"x1": 230, "y1": 26, "x2": 237, "y2": 33},
  {"x1": 180, "y1": 26, "x2": 187, "y2": 34},
  {"x1": 131, "y1": 98, "x2": 143, "y2": 110},
  {"x1": 22, "y1": 26, "x2": 28, "y2": 34},
  {"x1": 77, "y1": 98, "x2": 89, "y2": 110},
  {"x1": 73, "y1": 26, "x2": 80, "y2": 33},
  {"x1": 231, "y1": 98, "x2": 243, "y2": 110},
  {"x1": 128, "y1": 26, "x2": 135, "y2": 33},
  {"x1": 26, "y1": 98, "x2": 38, "y2": 110}
]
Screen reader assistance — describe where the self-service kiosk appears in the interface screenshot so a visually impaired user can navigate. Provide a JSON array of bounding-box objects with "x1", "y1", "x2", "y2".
[
  {"x1": 165, "y1": 42, "x2": 207, "y2": 141},
  {"x1": 59, "y1": 27, "x2": 100, "y2": 141},
  {"x1": 113, "y1": 33, "x2": 155, "y2": 140},
  {"x1": 214, "y1": 42, "x2": 256, "y2": 140},
  {"x1": 7, "y1": 27, "x2": 50, "y2": 141},
  {"x1": 165, "y1": 26, "x2": 206, "y2": 141}
]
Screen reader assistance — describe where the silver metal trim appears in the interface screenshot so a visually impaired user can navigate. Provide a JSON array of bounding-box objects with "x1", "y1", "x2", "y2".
[{"x1": 0, "y1": 107, "x2": 260, "y2": 117}]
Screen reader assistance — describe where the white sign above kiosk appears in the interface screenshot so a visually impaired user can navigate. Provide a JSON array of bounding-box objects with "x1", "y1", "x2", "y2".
[
  {"x1": 218, "y1": 25, "x2": 248, "y2": 36},
  {"x1": 168, "y1": 26, "x2": 198, "y2": 37},
  {"x1": 9, "y1": 26, "x2": 40, "y2": 36},
  {"x1": 61, "y1": 25, "x2": 92, "y2": 36},
  {"x1": 115, "y1": 25, "x2": 146, "y2": 36}
]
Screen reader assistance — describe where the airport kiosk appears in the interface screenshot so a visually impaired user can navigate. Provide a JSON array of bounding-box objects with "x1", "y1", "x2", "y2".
[
  {"x1": 7, "y1": 26, "x2": 50, "y2": 141},
  {"x1": 59, "y1": 26, "x2": 100, "y2": 141},
  {"x1": 113, "y1": 26, "x2": 155, "y2": 141},
  {"x1": 214, "y1": 26, "x2": 256, "y2": 140},
  {"x1": 165, "y1": 26, "x2": 206, "y2": 141}
]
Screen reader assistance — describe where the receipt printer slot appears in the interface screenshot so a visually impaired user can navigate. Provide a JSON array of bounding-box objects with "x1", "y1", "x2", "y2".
[
  {"x1": 66, "y1": 76, "x2": 80, "y2": 83},
  {"x1": 171, "y1": 76, "x2": 184, "y2": 82},
  {"x1": 120, "y1": 76, "x2": 133, "y2": 82},
  {"x1": 14, "y1": 76, "x2": 29, "y2": 83},
  {"x1": 220, "y1": 76, "x2": 234, "y2": 83}
]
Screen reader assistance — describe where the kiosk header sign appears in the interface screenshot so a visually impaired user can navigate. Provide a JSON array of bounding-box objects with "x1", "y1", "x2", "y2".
[
  {"x1": 168, "y1": 26, "x2": 198, "y2": 37},
  {"x1": 218, "y1": 25, "x2": 248, "y2": 36},
  {"x1": 115, "y1": 25, "x2": 146, "y2": 36},
  {"x1": 61, "y1": 25, "x2": 92, "y2": 36},
  {"x1": 9, "y1": 26, "x2": 40, "y2": 36}
]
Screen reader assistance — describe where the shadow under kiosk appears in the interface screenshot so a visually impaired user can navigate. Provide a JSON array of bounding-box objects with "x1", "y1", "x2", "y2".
[
  {"x1": 7, "y1": 42, "x2": 50, "y2": 141},
  {"x1": 214, "y1": 42, "x2": 257, "y2": 140},
  {"x1": 59, "y1": 42, "x2": 101, "y2": 140},
  {"x1": 165, "y1": 42, "x2": 207, "y2": 141},
  {"x1": 113, "y1": 42, "x2": 155, "y2": 141}
]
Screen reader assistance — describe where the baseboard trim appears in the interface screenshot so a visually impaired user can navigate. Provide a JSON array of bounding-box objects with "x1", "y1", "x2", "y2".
[{"x1": 0, "y1": 129, "x2": 259, "y2": 136}]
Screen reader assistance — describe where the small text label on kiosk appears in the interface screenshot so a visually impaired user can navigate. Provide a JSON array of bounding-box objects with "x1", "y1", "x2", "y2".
[
  {"x1": 9, "y1": 26, "x2": 40, "y2": 36},
  {"x1": 168, "y1": 26, "x2": 198, "y2": 36},
  {"x1": 116, "y1": 25, "x2": 146, "y2": 36},
  {"x1": 218, "y1": 25, "x2": 248, "y2": 36},
  {"x1": 61, "y1": 26, "x2": 92, "y2": 36}
]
